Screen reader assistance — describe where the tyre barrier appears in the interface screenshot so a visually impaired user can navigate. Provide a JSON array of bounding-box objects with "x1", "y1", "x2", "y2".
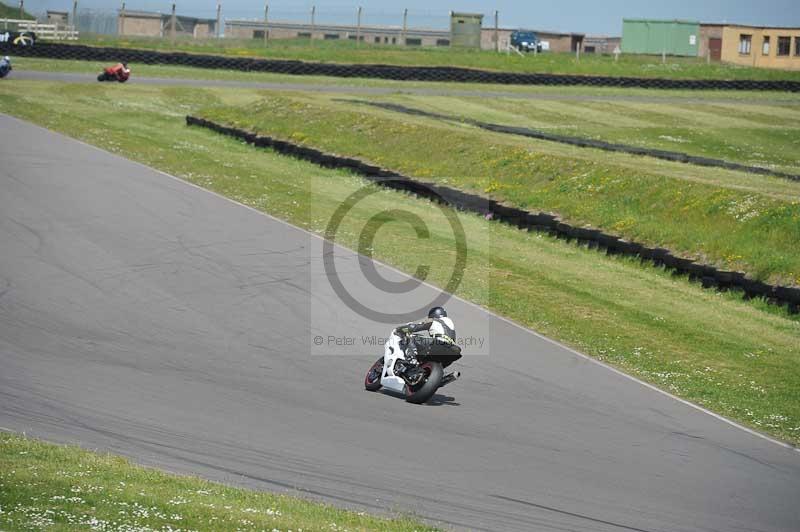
[
  {"x1": 186, "y1": 115, "x2": 800, "y2": 313},
  {"x1": 3, "y1": 41, "x2": 800, "y2": 92},
  {"x1": 343, "y1": 100, "x2": 800, "y2": 182}
]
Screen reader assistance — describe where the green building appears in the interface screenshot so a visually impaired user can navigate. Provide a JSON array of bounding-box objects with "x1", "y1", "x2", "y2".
[
  {"x1": 622, "y1": 19, "x2": 700, "y2": 56},
  {"x1": 450, "y1": 12, "x2": 483, "y2": 48}
]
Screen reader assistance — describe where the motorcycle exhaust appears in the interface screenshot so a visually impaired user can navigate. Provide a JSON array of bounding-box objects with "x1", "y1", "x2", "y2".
[{"x1": 439, "y1": 371, "x2": 461, "y2": 387}]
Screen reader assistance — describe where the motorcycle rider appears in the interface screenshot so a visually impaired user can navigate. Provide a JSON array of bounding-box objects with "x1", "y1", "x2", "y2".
[
  {"x1": 394, "y1": 306, "x2": 456, "y2": 369},
  {"x1": 0, "y1": 56, "x2": 11, "y2": 79},
  {"x1": 106, "y1": 62, "x2": 131, "y2": 81}
]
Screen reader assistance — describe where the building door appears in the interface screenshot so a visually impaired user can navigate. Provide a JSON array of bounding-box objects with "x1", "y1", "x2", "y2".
[{"x1": 709, "y1": 37, "x2": 722, "y2": 61}]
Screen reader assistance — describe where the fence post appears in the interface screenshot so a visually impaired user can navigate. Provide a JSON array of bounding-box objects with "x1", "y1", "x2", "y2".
[
  {"x1": 263, "y1": 2, "x2": 268, "y2": 46},
  {"x1": 494, "y1": 10, "x2": 499, "y2": 52},
  {"x1": 356, "y1": 6, "x2": 361, "y2": 46},
  {"x1": 310, "y1": 5, "x2": 315, "y2": 38},
  {"x1": 170, "y1": 3, "x2": 176, "y2": 43},
  {"x1": 402, "y1": 8, "x2": 407, "y2": 46},
  {"x1": 120, "y1": 2, "x2": 125, "y2": 36},
  {"x1": 216, "y1": 2, "x2": 221, "y2": 39},
  {"x1": 72, "y1": 0, "x2": 77, "y2": 30},
  {"x1": 19, "y1": 0, "x2": 23, "y2": 19}
]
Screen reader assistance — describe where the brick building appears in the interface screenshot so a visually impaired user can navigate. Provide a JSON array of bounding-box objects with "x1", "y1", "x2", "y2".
[
  {"x1": 721, "y1": 24, "x2": 800, "y2": 70},
  {"x1": 225, "y1": 19, "x2": 450, "y2": 46},
  {"x1": 118, "y1": 9, "x2": 216, "y2": 38},
  {"x1": 480, "y1": 27, "x2": 585, "y2": 52}
]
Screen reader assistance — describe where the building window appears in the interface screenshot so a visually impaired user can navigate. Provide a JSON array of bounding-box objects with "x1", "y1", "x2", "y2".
[
  {"x1": 324, "y1": 33, "x2": 340, "y2": 40},
  {"x1": 374, "y1": 36, "x2": 381, "y2": 43},
  {"x1": 762, "y1": 36, "x2": 770, "y2": 55},
  {"x1": 739, "y1": 34, "x2": 752, "y2": 55},
  {"x1": 406, "y1": 37, "x2": 421, "y2": 46},
  {"x1": 391, "y1": 37, "x2": 396, "y2": 44},
  {"x1": 436, "y1": 39, "x2": 450, "y2": 46},
  {"x1": 253, "y1": 30, "x2": 265, "y2": 39},
  {"x1": 795, "y1": 37, "x2": 800, "y2": 56},
  {"x1": 777, "y1": 36, "x2": 791, "y2": 56},
  {"x1": 297, "y1": 32, "x2": 311, "y2": 39}
]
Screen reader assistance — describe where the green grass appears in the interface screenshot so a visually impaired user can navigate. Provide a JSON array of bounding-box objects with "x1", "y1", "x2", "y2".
[
  {"x1": 196, "y1": 93, "x2": 800, "y2": 287},
  {"x1": 0, "y1": 80, "x2": 798, "y2": 444},
  {"x1": 72, "y1": 33, "x2": 800, "y2": 81},
  {"x1": 362, "y1": 93, "x2": 800, "y2": 175},
  {"x1": 0, "y1": 0, "x2": 34, "y2": 20},
  {"x1": 0, "y1": 433, "x2": 435, "y2": 531},
  {"x1": 13, "y1": 56, "x2": 800, "y2": 104}
]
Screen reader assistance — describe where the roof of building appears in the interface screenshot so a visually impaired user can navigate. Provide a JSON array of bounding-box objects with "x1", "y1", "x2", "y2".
[
  {"x1": 482, "y1": 26, "x2": 585, "y2": 38},
  {"x1": 706, "y1": 23, "x2": 800, "y2": 30},
  {"x1": 119, "y1": 9, "x2": 215, "y2": 24},
  {"x1": 623, "y1": 19, "x2": 700, "y2": 25},
  {"x1": 225, "y1": 19, "x2": 448, "y2": 37}
]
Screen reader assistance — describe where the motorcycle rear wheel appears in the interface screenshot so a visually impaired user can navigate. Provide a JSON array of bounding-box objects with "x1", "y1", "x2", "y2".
[
  {"x1": 364, "y1": 357, "x2": 383, "y2": 391},
  {"x1": 404, "y1": 361, "x2": 443, "y2": 404}
]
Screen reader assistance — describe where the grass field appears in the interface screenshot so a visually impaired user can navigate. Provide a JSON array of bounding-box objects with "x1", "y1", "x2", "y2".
[
  {"x1": 0, "y1": 80, "x2": 798, "y2": 444},
  {"x1": 0, "y1": 432, "x2": 434, "y2": 531},
  {"x1": 13, "y1": 57, "x2": 800, "y2": 103},
  {"x1": 71, "y1": 33, "x2": 800, "y2": 82},
  {"x1": 0, "y1": 1, "x2": 33, "y2": 19},
  {"x1": 354, "y1": 94, "x2": 800, "y2": 175},
  {"x1": 197, "y1": 93, "x2": 800, "y2": 287}
]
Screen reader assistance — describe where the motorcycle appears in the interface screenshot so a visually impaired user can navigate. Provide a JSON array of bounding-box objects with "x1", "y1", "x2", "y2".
[
  {"x1": 364, "y1": 329, "x2": 462, "y2": 404},
  {"x1": 0, "y1": 56, "x2": 11, "y2": 79},
  {"x1": 97, "y1": 63, "x2": 130, "y2": 83}
]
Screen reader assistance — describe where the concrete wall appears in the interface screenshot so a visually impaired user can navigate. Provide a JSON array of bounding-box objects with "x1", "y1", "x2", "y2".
[
  {"x1": 118, "y1": 15, "x2": 162, "y2": 37},
  {"x1": 479, "y1": 28, "x2": 513, "y2": 51},
  {"x1": 46, "y1": 11, "x2": 69, "y2": 27},
  {"x1": 583, "y1": 36, "x2": 621, "y2": 54},
  {"x1": 193, "y1": 22, "x2": 214, "y2": 39},
  {"x1": 450, "y1": 12, "x2": 483, "y2": 48},
  {"x1": 538, "y1": 32, "x2": 583, "y2": 53},
  {"x1": 118, "y1": 13, "x2": 215, "y2": 38},
  {"x1": 722, "y1": 25, "x2": 800, "y2": 70}
]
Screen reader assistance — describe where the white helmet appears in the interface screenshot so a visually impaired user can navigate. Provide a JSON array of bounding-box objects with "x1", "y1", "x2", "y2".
[{"x1": 3, "y1": 56, "x2": 9, "y2": 62}]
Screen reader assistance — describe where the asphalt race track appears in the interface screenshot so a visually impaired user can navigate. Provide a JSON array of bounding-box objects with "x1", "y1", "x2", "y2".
[
  {"x1": 1, "y1": 114, "x2": 799, "y2": 531},
  {"x1": 12, "y1": 69, "x2": 800, "y2": 105}
]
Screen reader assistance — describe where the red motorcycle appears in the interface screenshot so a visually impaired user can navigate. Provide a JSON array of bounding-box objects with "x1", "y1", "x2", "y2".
[{"x1": 97, "y1": 63, "x2": 130, "y2": 83}]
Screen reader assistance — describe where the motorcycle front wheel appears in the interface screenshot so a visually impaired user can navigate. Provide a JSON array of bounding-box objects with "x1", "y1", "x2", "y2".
[
  {"x1": 97, "y1": 72, "x2": 108, "y2": 82},
  {"x1": 404, "y1": 361, "x2": 443, "y2": 404},
  {"x1": 364, "y1": 357, "x2": 383, "y2": 391}
]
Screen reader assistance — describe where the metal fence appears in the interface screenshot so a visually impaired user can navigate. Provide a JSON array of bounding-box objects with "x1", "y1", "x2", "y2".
[
  {"x1": 74, "y1": 9, "x2": 117, "y2": 36},
  {"x1": 21, "y1": 2, "x2": 469, "y2": 38}
]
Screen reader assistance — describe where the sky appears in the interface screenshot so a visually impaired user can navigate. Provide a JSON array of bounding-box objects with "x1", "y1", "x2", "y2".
[{"x1": 17, "y1": 0, "x2": 800, "y2": 35}]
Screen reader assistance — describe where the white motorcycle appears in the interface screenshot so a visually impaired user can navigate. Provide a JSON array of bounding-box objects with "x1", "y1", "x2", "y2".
[{"x1": 364, "y1": 329, "x2": 462, "y2": 404}]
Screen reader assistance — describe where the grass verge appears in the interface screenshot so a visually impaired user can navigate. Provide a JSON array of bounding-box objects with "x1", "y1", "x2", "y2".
[
  {"x1": 196, "y1": 93, "x2": 800, "y2": 287},
  {"x1": 0, "y1": 80, "x2": 799, "y2": 443},
  {"x1": 347, "y1": 93, "x2": 800, "y2": 176},
  {"x1": 0, "y1": 432, "x2": 434, "y2": 531},
  {"x1": 12, "y1": 57, "x2": 800, "y2": 104},
  {"x1": 72, "y1": 33, "x2": 800, "y2": 82}
]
